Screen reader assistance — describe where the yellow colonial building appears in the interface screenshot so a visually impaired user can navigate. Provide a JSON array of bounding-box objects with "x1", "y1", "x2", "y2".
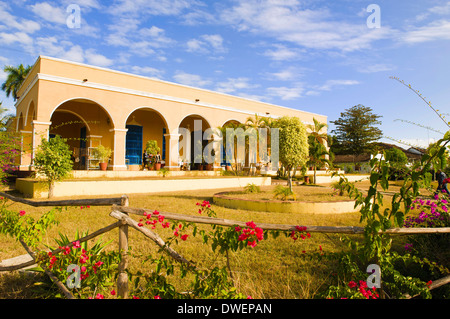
[{"x1": 13, "y1": 56, "x2": 327, "y2": 172}]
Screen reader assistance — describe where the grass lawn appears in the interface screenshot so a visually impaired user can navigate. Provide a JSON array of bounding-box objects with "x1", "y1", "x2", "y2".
[{"x1": 0, "y1": 178, "x2": 434, "y2": 299}]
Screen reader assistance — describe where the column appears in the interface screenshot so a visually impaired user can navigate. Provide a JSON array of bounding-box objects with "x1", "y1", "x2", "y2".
[
  {"x1": 164, "y1": 133, "x2": 181, "y2": 170},
  {"x1": 19, "y1": 130, "x2": 32, "y2": 170},
  {"x1": 110, "y1": 128, "x2": 128, "y2": 171},
  {"x1": 29, "y1": 121, "x2": 52, "y2": 170}
]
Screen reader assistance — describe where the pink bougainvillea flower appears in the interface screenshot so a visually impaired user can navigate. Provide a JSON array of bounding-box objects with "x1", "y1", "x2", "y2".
[
  {"x1": 246, "y1": 221, "x2": 256, "y2": 229},
  {"x1": 73, "y1": 241, "x2": 81, "y2": 249},
  {"x1": 111, "y1": 290, "x2": 116, "y2": 296},
  {"x1": 152, "y1": 210, "x2": 159, "y2": 215},
  {"x1": 62, "y1": 246, "x2": 71, "y2": 255},
  {"x1": 154, "y1": 295, "x2": 161, "y2": 299},
  {"x1": 95, "y1": 293, "x2": 104, "y2": 299},
  {"x1": 181, "y1": 234, "x2": 189, "y2": 241},
  {"x1": 348, "y1": 281, "x2": 357, "y2": 288},
  {"x1": 247, "y1": 240, "x2": 257, "y2": 248},
  {"x1": 19, "y1": 210, "x2": 26, "y2": 216}
]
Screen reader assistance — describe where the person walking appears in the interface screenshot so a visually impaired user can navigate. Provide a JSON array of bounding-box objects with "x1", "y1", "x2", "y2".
[{"x1": 436, "y1": 169, "x2": 449, "y2": 194}]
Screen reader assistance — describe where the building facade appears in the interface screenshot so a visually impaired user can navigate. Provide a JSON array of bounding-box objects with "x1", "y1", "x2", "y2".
[{"x1": 13, "y1": 56, "x2": 327, "y2": 171}]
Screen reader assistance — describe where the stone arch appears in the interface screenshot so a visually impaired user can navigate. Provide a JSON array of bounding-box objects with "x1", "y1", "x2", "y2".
[
  {"x1": 124, "y1": 106, "x2": 170, "y2": 168},
  {"x1": 49, "y1": 98, "x2": 115, "y2": 170}
]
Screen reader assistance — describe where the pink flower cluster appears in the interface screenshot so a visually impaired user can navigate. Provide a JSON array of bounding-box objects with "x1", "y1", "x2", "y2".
[
  {"x1": 290, "y1": 226, "x2": 310, "y2": 241},
  {"x1": 138, "y1": 210, "x2": 170, "y2": 229},
  {"x1": 405, "y1": 198, "x2": 447, "y2": 228},
  {"x1": 235, "y1": 221, "x2": 264, "y2": 248},
  {"x1": 196, "y1": 200, "x2": 211, "y2": 214},
  {"x1": 173, "y1": 223, "x2": 189, "y2": 241},
  {"x1": 348, "y1": 280, "x2": 379, "y2": 299}
]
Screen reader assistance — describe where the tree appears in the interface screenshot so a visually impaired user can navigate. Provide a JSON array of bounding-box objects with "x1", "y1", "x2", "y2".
[
  {"x1": 385, "y1": 147, "x2": 408, "y2": 165},
  {"x1": 1, "y1": 64, "x2": 32, "y2": 101},
  {"x1": 272, "y1": 116, "x2": 309, "y2": 191},
  {"x1": 245, "y1": 114, "x2": 272, "y2": 165},
  {"x1": 218, "y1": 121, "x2": 245, "y2": 175},
  {"x1": 331, "y1": 104, "x2": 383, "y2": 159},
  {"x1": 0, "y1": 103, "x2": 20, "y2": 184},
  {"x1": 384, "y1": 147, "x2": 409, "y2": 180},
  {"x1": 307, "y1": 118, "x2": 330, "y2": 184},
  {"x1": 33, "y1": 136, "x2": 73, "y2": 198}
]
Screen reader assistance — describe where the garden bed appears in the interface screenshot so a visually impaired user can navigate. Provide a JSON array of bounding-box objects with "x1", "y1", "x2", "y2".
[{"x1": 213, "y1": 185, "x2": 359, "y2": 214}]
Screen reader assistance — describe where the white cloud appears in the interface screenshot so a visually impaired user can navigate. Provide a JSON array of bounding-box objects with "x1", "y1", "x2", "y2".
[
  {"x1": 139, "y1": 26, "x2": 175, "y2": 48},
  {"x1": 60, "y1": 45, "x2": 85, "y2": 63},
  {"x1": 0, "y1": 3, "x2": 40, "y2": 33},
  {"x1": 402, "y1": 20, "x2": 450, "y2": 43},
  {"x1": 263, "y1": 44, "x2": 304, "y2": 61},
  {"x1": 106, "y1": 18, "x2": 174, "y2": 59},
  {"x1": 357, "y1": 63, "x2": 395, "y2": 73},
  {"x1": 173, "y1": 71, "x2": 212, "y2": 88},
  {"x1": 0, "y1": 31, "x2": 33, "y2": 47},
  {"x1": 31, "y1": 36, "x2": 113, "y2": 67},
  {"x1": 85, "y1": 49, "x2": 113, "y2": 67},
  {"x1": 186, "y1": 34, "x2": 226, "y2": 54},
  {"x1": 64, "y1": 0, "x2": 101, "y2": 9},
  {"x1": 108, "y1": 0, "x2": 197, "y2": 17},
  {"x1": 220, "y1": 0, "x2": 392, "y2": 52},
  {"x1": 215, "y1": 77, "x2": 259, "y2": 94},
  {"x1": 266, "y1": 84, "x2": 304, "y2": 100},
  {"x1": 317, "y1": 79, "x2": 360, "y2": 91},
  {"x1": 267, "y1": 66, "x2": 305, "y2": 81},
  {"x1": 30, "y1": 2, "x2": 67, "y2": 25},
  {"x1": 429, "y1": 2, "x2": 450, "y2": 14},
  {"x1": 131, "y1": 66, "x2": 165, "y2": 79}
]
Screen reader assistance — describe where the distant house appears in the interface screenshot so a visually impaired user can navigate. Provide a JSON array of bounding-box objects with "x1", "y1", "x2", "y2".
[{"x1": 333, "y1": 143, "x2": 425, "y2": 173}]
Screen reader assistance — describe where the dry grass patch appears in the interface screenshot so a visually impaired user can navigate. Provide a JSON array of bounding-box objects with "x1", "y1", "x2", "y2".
[{"x1": 0, "y1": 186, "x2": 366, "y2": 299}]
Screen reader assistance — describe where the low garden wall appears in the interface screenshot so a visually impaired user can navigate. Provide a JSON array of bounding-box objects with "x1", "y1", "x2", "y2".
[
  {"x1": 15, "y1": 176, "x2": 272, "y2": 198},
  {"x1": 213, "y1": 192, "x2": 360, "y2": 214}
]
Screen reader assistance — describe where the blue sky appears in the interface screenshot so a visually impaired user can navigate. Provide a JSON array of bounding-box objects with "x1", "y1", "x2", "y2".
[{"x1": 1, "y1": 0, "x2": 450, "y2": 149}]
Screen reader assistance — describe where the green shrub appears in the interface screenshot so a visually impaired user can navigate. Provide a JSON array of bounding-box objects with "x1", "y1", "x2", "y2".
[{"x1": 244, "y1": 183, "x2": 261, "y2": 194}]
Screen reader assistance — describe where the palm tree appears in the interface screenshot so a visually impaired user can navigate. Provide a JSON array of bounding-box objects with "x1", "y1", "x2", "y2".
[
  {"x1": 307, "y1": 118, "x2": 330, "y2": 184},
  {"x1": 245, "y1": 114, "x2": 272, "y2": 165},
  {"x1": 1, "y1": 64, "x2": 32, "y2": 101}
]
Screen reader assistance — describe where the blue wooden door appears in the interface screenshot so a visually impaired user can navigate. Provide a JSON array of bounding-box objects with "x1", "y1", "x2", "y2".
[{"x1": 126, "y1": 125, "x2": 143, "y2": 165}]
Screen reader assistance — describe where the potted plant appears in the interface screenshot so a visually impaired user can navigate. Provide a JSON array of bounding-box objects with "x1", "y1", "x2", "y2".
[
  {"x1": 145, "y1": 140, "x2": 160, "y2": 170},
  {"x1": 92, "y1": 145, "x2": 112, "y2": 171}
]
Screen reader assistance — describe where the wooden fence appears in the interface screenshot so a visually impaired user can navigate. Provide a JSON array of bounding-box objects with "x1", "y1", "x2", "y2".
[{"x1": 0, "y1": 191, "x2": 449, "y2": 299}]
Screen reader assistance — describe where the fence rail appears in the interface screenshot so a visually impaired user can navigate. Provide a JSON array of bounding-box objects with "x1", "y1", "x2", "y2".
[
  {"x1": 0, "y1": 191, "x2": 127, "y2": 207},
  {"x1": 0, "y1": 191, "x2": 449, "y2": 299}
]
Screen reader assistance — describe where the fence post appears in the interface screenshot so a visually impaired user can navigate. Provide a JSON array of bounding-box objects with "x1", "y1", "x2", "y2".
[{"x1": 117, "y1": 195, "x2": 129, "y2": 299}]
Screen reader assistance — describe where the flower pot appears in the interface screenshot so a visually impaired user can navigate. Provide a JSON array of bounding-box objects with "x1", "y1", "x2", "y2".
[
  {"x1": 155, "y1": 163, "x2": 161, "y2": 170},
  {"x1": 99, "y1": 162, "x2": 108, "y2": 171},
  {"x1": 199, "y1": 164, "x2": 204, "y2": 171},
  {"x1": 206, "y1": 164, "x2": 213, "y2": 171}
]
